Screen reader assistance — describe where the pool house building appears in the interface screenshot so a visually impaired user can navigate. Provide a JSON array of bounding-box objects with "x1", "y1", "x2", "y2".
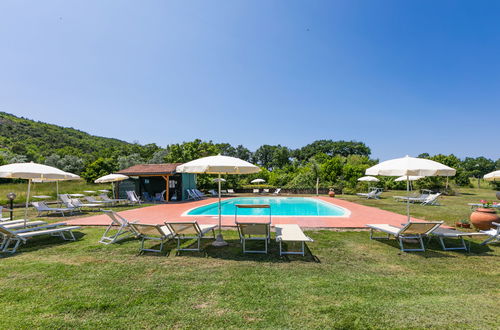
[{"x1": 116, "y1": 163, "x2": 196, "y2": 202}]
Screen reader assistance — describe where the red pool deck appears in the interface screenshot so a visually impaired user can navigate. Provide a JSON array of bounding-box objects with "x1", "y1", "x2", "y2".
[{"x1": 65, "y1": 196, "x2": 424, "y2": 229}]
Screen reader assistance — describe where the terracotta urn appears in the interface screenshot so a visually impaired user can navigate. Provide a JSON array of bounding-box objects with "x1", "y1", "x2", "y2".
[
  {"x1": 329, "y1": 189, "x2": 335, "y2": 198},
  {"x1": 496, "y1": 191, "x2": 500, "y2": 200},
  {"x1": 470, "y1": 208, "x2": 500, "y2": 230}
]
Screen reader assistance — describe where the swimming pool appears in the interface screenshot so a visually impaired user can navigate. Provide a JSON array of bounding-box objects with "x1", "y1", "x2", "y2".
[{"x1": 186, "y1": 197, "x2": 349, "y2": 217}]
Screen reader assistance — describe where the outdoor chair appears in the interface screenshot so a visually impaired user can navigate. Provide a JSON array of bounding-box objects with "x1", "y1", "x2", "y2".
[
  {"x1": 99, "y1": 194, "x2": 128, "y2": 205},
  {"x1": 3, "y1": 220, "x2": 48, "y2": 230},
  {"x1": 194, "y1": 189, "x2": 206, "y2": 198},
  {"x1": 227, "y1": 189, "x2": 235, "y2": 194},
  {"x1": 0, "y1": 223, "x2": 81, "y2": 254},
  {"x1": 480, "y1": 222, "x2": 500, "y2": 246},
  {"x1": 154, "y1": 190, "x2": 166, "y2": 202},
  {"x1": 356, "y1": 189, "x2": 378, "y2": 199},
  {"x1": 32, "y1": 201, "x2": 74, "y2": 217},
  {"x1": 85, "y1": 196, "x2": 111, "y2": 206},
  {"x1": 367, "y1": 221, "x2": 444, "y2": 252},
  {"x1": 430, "y1": 227, "x2": 486, "y2": 252},
  {"x1": 394, "y1": 190, "x2": 431, "y2": 203},
  {"x1": 208, "y1": 189, "x2": 217, "y2": 197},
  {"x1": 164, "y1": 221, "x2": 216, "y2": 252},
  {"x1": 0, "y1": 206, "x2": 12, "y2": 221},
  {"x1": 142, "y1": 192, "x2": 154, "y2": 202},
  {"x1": 421, "y1": 193, "x2": 442, "y2": 206},
  {"x1": 58, "y1": 194, "x2": 76, "y2": 209},
  {"x1": 186, "y1": 189, "x2": 200, "y2": 200},
  {"x1": 99, "y1": 210, "x2": 140, "y2": 245},
  {"x1": 275, "y1": 224, "x2": 313, "y2": 256},
  {"x1": 126, "y1": 191, "x2": 142, "y2": 205},
  {"x1": 253, "y1": 189, "x2": 260, "y2": 194},
  {"x1": 263, "y1": 189, "x2": 270, "y2": 194},
  {"x1": 0, "y1": 222, "x2": 63, "y2": 247},
  {"x1": 70, "y1": 198, "x2": 101, "y2": 211},
  {"x1": 273, "y1": 188, "x2": 282, "y2": 195},
  {"x1": 236, "y1": 221, "x2": 271, "y2": 254},
  {"x1": 129, "y1": 223, "x2": 173, "y2": 253}
]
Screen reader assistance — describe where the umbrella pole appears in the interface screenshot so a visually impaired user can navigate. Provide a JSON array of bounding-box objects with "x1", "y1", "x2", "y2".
[
  {"x1": 24, "y1": 179, "x2": 32, "y2": 227},
  {"x1": 406, "y1": 176, "x2": 410, "y2": 223},
  {"x1": 56, "y1": 181, "x2": 59, "y2": 197},
  {"x1": 112, "y1": 182, "x2": 115, "y2": 199},
  {"x1": 213, "y1": 173, "x2": 228, "y2": 246}
]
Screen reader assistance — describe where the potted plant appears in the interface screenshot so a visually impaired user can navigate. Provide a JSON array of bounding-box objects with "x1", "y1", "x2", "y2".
[
  {"x1": 470, "y1": 200, "x2": 500, "y2": 230},
  {"x1": 328, "y1": 188, "x2": 335, "y2": 198},
  {"x1": 459, "y1": 219, "x2": 471, "y2": 229}
]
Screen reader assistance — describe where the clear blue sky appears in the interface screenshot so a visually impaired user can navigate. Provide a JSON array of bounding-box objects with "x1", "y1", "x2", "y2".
[{"x1": 1, "y1": 0, "x2": 499, "y2": 160}]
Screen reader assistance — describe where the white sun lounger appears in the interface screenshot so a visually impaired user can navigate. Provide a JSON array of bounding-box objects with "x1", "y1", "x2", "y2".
[
  {"x1": 71, "y1": 198, "x2": 102, "y2": 211},
  {"x1": 253, "y1": 189, "x2": 260, "y2": 194},
  {"x1": 126, "y1": 191, "x2": 142, "y2": 205},
  {"x1": 430, "y1": 227, "x2": 487, "y2": 251},
  {"x1": 421, "y1": 193, "x2": 442, "y2": 206},
  {"x1": 3, "y1": 220, "x2": 47, "y2": 230},
  {"x1": 227, "y1": 189, "x2": 235, "y2": 194},
  {"x1": 99, "y1": 194, "x2": 128, "y2": 204},
  {"x1": 164, "y1": 221, "x2": 216, "y2": 252},
  {"x1": 0, "y1": 206, "x2": 12, "y2": 221},
  {"x1": 367, "y1": 221, "x2": 443, "y2": 252},
  {"x1": 480, "y1": 222, "x2": 500, "y2": 246},
  {"x1": 32, "y1": 201, "x2": 74, "y2": 217},
  {"x1": 99, "y1": 210, "x2": 139, "y2": 245},
  {"x1": 275, "y1": 224, "x2": 313, "y2": 256},
  {"x1": 129, "y1": 223, "x2": 173, "y2": 253},
  {"x1": 236, "y1": 221, "x2": 271, "y2": 254},
  {"x1": 186, "y1": 189, "x2": 200, "y2": 200},
  {"x1": 273, "y1": 188, "x2": 281, "y2": 195},
  {"x1": 0, "y1": 224, "x2": 81, "y2": 254},
  {"x1": 357, "y1": 188, "x2": 382, "y2": 199}
]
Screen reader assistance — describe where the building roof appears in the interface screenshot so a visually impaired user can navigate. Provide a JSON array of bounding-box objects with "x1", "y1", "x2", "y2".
[{"x1": 117, "y1": 163, "x2": 183, "y2": 176}]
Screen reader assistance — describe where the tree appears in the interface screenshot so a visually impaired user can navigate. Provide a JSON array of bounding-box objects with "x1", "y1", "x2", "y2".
[
  {"x1": 253, "y1": 145, "x2": 291, "y2": 170},
  {"x1": 461, "y1": 157, "x2": 496, "y2": 188},
  {"x1": 118, "y1": 153, "x2": 144, "y2": 170},
  {"x1": 149, "y1": 149, "x2": 168, "y2": 164},
  {"x1": 80, "y1": 158, "x2": 118, "y2": 183},
  {"x1": 234, "y1": 145, "x2": 252, "y2": 162},
  {"x1": 294, "y1": 140, "x2": 371, "y2": 162},
  {"x1": 164, "y1": 139, "x2": 219, "y2": 163}
]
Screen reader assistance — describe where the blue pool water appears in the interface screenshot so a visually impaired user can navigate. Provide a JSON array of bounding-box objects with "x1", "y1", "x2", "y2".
[{"x1": 187, "y1": 197, "x2": 348, "y2": 217}]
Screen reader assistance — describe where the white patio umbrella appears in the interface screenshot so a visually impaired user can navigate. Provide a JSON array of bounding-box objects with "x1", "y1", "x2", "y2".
[
  {"x1": 484, "y1": 170, "x2": 500, "y2": 182},
  {"x1": 251, "y1": 178, "x2": 266, "y2": 184},
  {"x1": 366, "y1": 155, "x2": 456, "y2": 222},
  {"x1": 32, "y1": 172, "x2": 80, "y2": 199},
  {"x1": 176, "y1": 155, "x2": 261, "y2": 246},
  {"x1": 357, "y1": 176, "x2": 379, "y2": 182},
  {"x1": 0, "y1": 163, "x2": 80, "y2": 226},
  {"x1": 213, "y1": 178, "x2": 226, "y2": 183},
  {"x1": 95, "y1": 174, "x2": 129, "y2": 198},
  {"x1": 395, "y1": 175, "x2": 424, "y2": 191}
]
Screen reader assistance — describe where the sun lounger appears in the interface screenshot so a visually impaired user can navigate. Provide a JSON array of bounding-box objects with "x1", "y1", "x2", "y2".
[
  {"x1": 3, "y1": 220, "x2": 47, "y2": 230},
  {"x1": 421, "y1": 193, "x2": 442, "y2": 206},
  {"x1": 164, "y1": 221, "x2": 216, "y2": 252},
  {"x1": 273, "y1": 188, "x2": 281, "y2": 195},
  {"x1": 129, "y1": 223, "x2": 173, "y2": 253},
  {"x1": 70, "y1": 198, "x2": 101, "y2": 211},
  {"x1": 263, "y1": 189, "x2": 270, "y2": 194},
  {"x1": 236, "y1": 221, "x2": 271, "y2": 254},
  {"x1": 367, "y1": 221, "x2": 443, "y2": 252},
  {"x1": 253, "y1": 189, "x2": 260, "y2": 194},
  {"x1": 194, "y1": 189, "x2": 206, "y2": 198},
  {"x1": 126, "y1": 191, "x2": 142, "y2": 205},
  {"x1": 186, "y1": 189, "x2": 200, "y2": 200},
  {"x1": 480, "y1": 222, "x2": 500, "y2": 246},
  {"x1": 356, "y1": 190, "x2": 378, "y2": 199},
  {"x1": 275, "y1": 224, "x2": 313, "y2": 256},
  {"x1": 0, "y1": 219, "x2": 28, "y2": 226},
  {"x1": 208, "y1": 189, "x2": 217, "y2": 197},
  {"x1": 0, "y1": 223, "x2": 80, "y2": 254},
  {"x1": 0, "y1": 206, "x2": 12, "y2": 221},
  {"x1": 430, "y1": 227, "x2": 486, "y2": 251},
  {"x1": 227, "y1": 189, "x2": 235, "y2": 194},
  {"x1": 99, "y1": 194, "x2": 128, "y2": 204},
  {"x1": 32, "y1": 201, "x2": 74, "y2": 217},
  {"x1": 85, "y1": 196, "x2": 111, "y2": 206},
  {"x1": 99, "y1": 210, "x2": 139, "y2": 245}
]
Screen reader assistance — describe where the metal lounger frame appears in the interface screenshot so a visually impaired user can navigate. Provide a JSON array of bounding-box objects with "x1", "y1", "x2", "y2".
[
  {"x1": 99, "y1": 211, "x2": 138, "y2": 245},
  {"x1": 165, "y1": 222, "x2": 215, "y2": 252}
]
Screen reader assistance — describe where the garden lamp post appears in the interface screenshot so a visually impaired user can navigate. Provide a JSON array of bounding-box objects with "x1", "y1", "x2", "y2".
[{"x1": 6, "y1": 192, "x2": 16, "y2": 220}]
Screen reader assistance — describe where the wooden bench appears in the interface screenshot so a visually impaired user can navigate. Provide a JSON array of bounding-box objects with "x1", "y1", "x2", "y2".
[{"x1": 274, "y1": 224, "x2": 313, "y2": 256}]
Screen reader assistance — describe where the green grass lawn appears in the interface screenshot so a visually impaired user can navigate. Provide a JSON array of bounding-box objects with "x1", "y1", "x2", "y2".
[
  {"x1": 0, "y1": 184, "x2": 499, "y2": 328},
  {"x1": 0, "y1": 227, "x2": 498, "y2": 328}
]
